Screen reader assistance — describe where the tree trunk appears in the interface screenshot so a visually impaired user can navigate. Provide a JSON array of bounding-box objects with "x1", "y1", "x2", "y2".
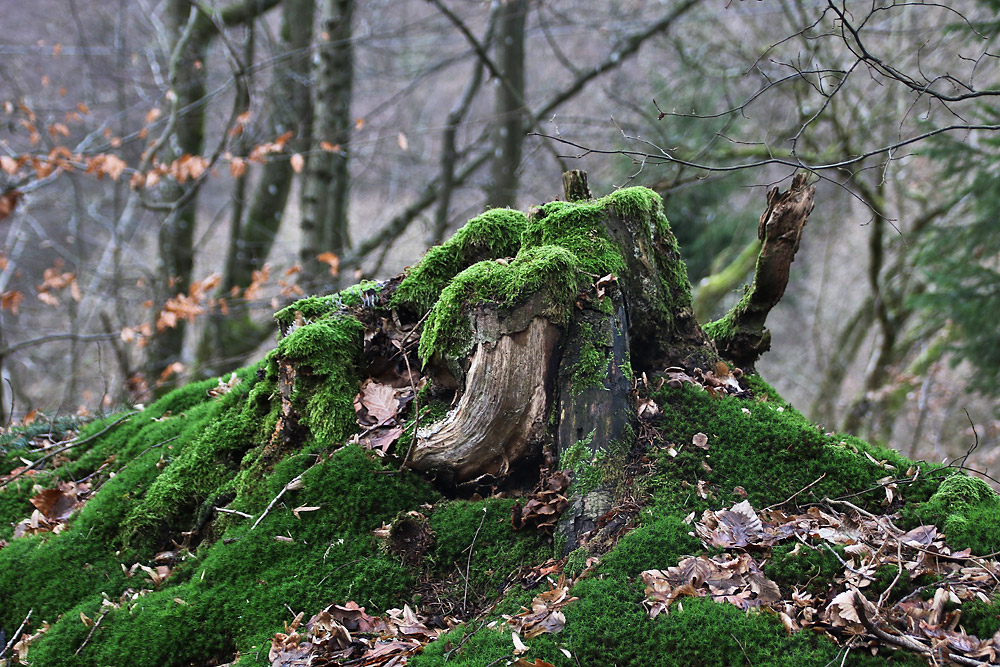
[
  {"x1": 486, "y1": 0, "x2": 528, "y2": 209},
  {"x1": 197, "y1": 0, "x2": 316, "y2": 376},
  {"x1": 704, "y1": 173, "x2": 815, "y2": 369},
  {"x1": 401, "y1": 172, "x2": 717, "y2": 550},
  {"x1": 145, "y1": 0, "x2": 209, "y2": 391},
  {"x1": 301, "y1": 0, "x2": 354, "y2": 290}
]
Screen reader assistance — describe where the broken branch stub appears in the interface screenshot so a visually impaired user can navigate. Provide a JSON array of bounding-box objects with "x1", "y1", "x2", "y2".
[{"x1": 705, "y1": 173, "x2": 815, "y2": 368}]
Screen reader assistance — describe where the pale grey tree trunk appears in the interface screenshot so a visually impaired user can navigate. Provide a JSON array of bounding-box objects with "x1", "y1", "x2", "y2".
[
  {"x1": 486, "y1": 0, "x2": 528, "y2": 210},
  {"x1": 300, "y1": 0, "x2": 354, "y2": 290}
]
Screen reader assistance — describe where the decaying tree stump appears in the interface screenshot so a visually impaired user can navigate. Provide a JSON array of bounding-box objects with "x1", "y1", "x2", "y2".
[{"x1": 393, "y1": 171, "x2": 812, "y2": 550}]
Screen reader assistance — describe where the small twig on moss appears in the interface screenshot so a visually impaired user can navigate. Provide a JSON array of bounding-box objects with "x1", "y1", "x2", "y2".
[
  {"x1": 216, "y1": 507, "x2": 253, "y2": 519},
  {"x1": 251, "y1": 473, "x2": 304, "y2": 531},
  {"x1": 877, "y1": 540, "x2": 904, "y2": 608},
  {"x1": 731, "y1": 632, "x2": 753, "y2": 666},
  {"x1": 74, "y1": 610, "x2": 108, "y2": 656},
  {"x1": 443, "y1": 619, "x2": 487, "y2": 663},
  {"x1": 462, "y1": 507, "x2": 488, "y2": 616},
  {"x1": 1, "y1": 412, "x2": 137, "y2": 490},
  {"x1": 762, "y1": 472, "x2": 826, "y2": 511},
  {"x1": 821, "y1": 544, "x2": 869, "y2": 578},
  {"x1": 484, "y1": 655, "x2": 516, "y2": 667},
  {"x1": 0, "y1": 608, "x2": 31, "y2": 659}
]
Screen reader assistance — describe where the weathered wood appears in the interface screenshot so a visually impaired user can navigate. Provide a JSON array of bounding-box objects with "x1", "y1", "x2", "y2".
[
  {"x1": 562, "y1": 169, "x2": 592, "y2": 201},
  {"x1": 708, "y1": 173, "x2": 815, "y2": 368},
  {"x1": 410, "y1": 315, "x2": 561, "y2": 484},
  {"x1": 554, "y1": 291, "x2": 631, "y2": 551},
  {"x1": 595, "y1": 200, "x2": 714, "y2": 371}
]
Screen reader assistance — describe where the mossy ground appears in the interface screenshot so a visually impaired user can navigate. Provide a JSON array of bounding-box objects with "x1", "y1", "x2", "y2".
[{"x1": 2, "y1": 190, "x2": 997, "y2": 667}]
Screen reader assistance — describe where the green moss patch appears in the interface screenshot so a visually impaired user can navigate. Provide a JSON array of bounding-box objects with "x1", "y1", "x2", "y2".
[{"x1": 391, "y1": 208, "x2": 528, "y2": 315}]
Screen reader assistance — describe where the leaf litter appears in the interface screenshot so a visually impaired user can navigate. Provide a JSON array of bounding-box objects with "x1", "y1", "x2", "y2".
[{"x1": 642, "y1": 498, "x2": 1000, "y2": 665}]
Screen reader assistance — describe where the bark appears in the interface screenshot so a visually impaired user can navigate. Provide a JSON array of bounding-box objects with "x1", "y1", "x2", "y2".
[
  {"x1": 144, "y1": 0, "x2": 283, "y2": 389},
  {"x1": 301, "y1": 0, "x2": 354, "y2": 289},
  {"x1": 145, "y1": 0, "x2": 209, "y2": 390},
  {"x1": 410, "y1": 314, "x2": 561, "y2": 484},
  {"x1": 707, "y1": 173, "x2": 815, "y2": 369},
  {"x1": 486, "y1": 0, "x2": 528, "y2": 209}
]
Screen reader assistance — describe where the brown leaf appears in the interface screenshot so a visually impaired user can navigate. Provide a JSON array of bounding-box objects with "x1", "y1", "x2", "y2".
[
  {"x1": 361, "y1": 381, "x2": 399, "y2": 425},
  {"x1": 317, "y1": 251, "x2": 340, "y2": 277}
]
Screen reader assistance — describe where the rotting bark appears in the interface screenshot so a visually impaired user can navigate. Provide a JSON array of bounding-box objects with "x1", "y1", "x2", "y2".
[
  {"x1": 706, "y1": 173, "x2": 815, "y2": 369},
  {"x1": 410, "y1": 313, "x2": 561, "y2": 484}
]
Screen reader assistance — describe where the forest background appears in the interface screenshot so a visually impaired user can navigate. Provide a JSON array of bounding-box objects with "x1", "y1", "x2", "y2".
[{"x1": 1, "y1": 0, "x2": 998, "y2": 475}]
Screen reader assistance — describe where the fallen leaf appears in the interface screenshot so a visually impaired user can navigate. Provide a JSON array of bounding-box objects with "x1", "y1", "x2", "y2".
[{"x1": 292, "y1": 505, "x2": 320, "y2": 519}]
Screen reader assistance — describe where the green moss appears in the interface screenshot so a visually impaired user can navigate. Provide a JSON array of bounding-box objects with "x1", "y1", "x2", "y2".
[
  {"x1": 3, "y1": 444, "x2": 439, "y2": 667},
  {"x1": 910, "y1": 473, "x2": 1000, "y2": 553},
  {"x1": 418, "y1": 246, "x2": 583, "y2": 364},
  {"x1": 391, "y1": 208, "x2": 528, "y2": 315},
  {"x1": 428, "y1": 497, "x2": 549, "y2": 602},
  {"x1": 570, "y1": 322, "x2": 610, "y2": 394},
  {"x1": 276, "y1": 315, "x2": 364, "y2": 446},
  {"x1": 521, "y1": 199, "x2": 626, "y2": 278},
  {"x1": 927, "y1": 473, "x2": 999, "y2": 513},
  {"x1": 960, "y1": 596, "x2": 1000, "y2": 639},
  {"x1": 767, "y1": 544, "x2": 844, "y2": 597},
  {"x1": 650, "y1": 384, "x2": 939, "y2": 513},
  {"x1": 416, "y1": 577, "x2": 924, "y2": 667}
]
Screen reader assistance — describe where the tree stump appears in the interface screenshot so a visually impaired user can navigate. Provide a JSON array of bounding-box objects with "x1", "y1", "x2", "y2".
[{"x1": 399, "y1": 171, "x2": 811, "y2": 551}]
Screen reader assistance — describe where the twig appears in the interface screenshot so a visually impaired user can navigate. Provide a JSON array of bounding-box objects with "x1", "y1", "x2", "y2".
[
  {"x1": 484, "y1": 655, "x2": 516, "y2": 667},
  {"x1": 443, "y1": 619, "x2": 487, "y2": 663},
  {"x1": 74, "y1": 610, "x2": 108, "y2": 656},
  {"x1": 251, "y1": 473, "x2": 303, "y2": 531},
  {"x1": 852, "y1": 590, "x2": 989, "y2": 666},
  {"x1": 731, "y1": 632, "x2": 753, "y2": 665},
  {"x1": 0, "y1": 332, "x2": 120, "y2": 357},
  {"x1": 4, "y1": 378, "x2": 14, "y2": 429},
  {"x1": 0, "y1": 608, "x2": 31, "y2": 659},
  {"x1": 463, "y1": 507, "x2": 488, "y2": 616},
  {"x1": 763, "y1": 473, "x2": 826, "y2": 511},
  {"x1": 398, "y1": 308, "x2": 432, "y2": 471},
  {"x1": 1, "y1": 412, "x2": 137, "y2": 490},
  {"x1": 821, "y1": 544, "x2": 869, "y2": 578},
  {"x1": 877, "y1": 539, "x2": 904, "y2": 608},
  {"x1": 216, "y1": 507, "x2": 253, "y2": 519}
]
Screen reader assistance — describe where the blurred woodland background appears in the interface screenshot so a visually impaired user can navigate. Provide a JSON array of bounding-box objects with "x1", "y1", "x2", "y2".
[{"x1": 1, "y1": 0, "x2": 999, "y2": 472}]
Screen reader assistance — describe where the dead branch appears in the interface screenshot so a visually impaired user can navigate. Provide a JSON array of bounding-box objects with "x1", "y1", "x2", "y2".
[{"x1": 709, "y1": 172, "x2": 815, "y2": 368}]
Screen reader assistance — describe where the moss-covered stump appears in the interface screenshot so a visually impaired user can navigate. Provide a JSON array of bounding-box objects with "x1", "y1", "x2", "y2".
[
  {"x1": 397, "y1": 177, "x2": 723, "y2": 550},
  {"x1": 4, "y1": 173, "x2": 998, "y2": 667}
]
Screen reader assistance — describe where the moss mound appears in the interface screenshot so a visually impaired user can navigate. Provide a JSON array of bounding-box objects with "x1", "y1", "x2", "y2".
[{"x1": 0, "y1": 188, "x2": 994, "y2": 667}]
